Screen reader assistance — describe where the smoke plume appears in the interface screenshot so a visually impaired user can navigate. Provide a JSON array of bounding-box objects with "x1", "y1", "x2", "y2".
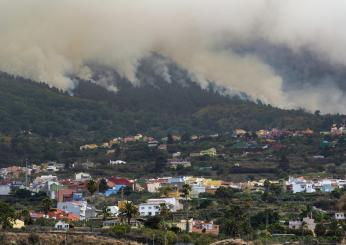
[{"x1": 1, "y1": 0, "x2": 346, "y2": 113}]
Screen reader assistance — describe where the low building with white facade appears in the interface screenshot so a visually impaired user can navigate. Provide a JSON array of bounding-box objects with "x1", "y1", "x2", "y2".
[
  {"x1": 335, "y1": 212, "x2": 345, "y2": 220},
  {"x1": 106, "y1": 206, "x2": 119, "y2": 217},
  {"x1": 138, "y1": 197, "x2": 181, "y2": 216},
  {"x1": 55, "y1": 221, "x2": 69, "y2": 230},
  {"x1": 289, "y1": 220, "x2": 302, "y2": 230},
  {"x1": 139, "y1": 203, "x2": 161, "y2": 216},
  {"x1": 75, "y1": 172, "x2": 91, "y2": 181},
  {"x1": 0, "y1": 185, "x2": 11, "y2": 195},
  {"x1": 57, "y1": 201, "x2": 96, "y2": 220}
]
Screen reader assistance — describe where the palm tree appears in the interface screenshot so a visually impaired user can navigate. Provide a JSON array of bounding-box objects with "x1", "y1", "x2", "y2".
[
  {"x1": 182, "y1": 184, "x2": 191, "y2": 198},
  {"x1": 159, "y1": 203, "x2": 172, "y2": 222},
  {"x1": 20, "y1": 209, "x2": 33, "y2": 225},
  {"x1": 41, "y1": 198, "x2": 52, "y2": 217},
  {"x1": 119, "y1": 202, "x2": 138, "y2": 225},
  {"x1": 87, "y1": 180, "x2": 98, "y2": 196},
  {"x1": 182, "y1": 184, "x2": 191, "y2": 232},
  {"x1": 159, "y1": 185, "x2": 174, "y2": 197},
  {"x1": 102, "y1": 205, "x2": 111, "y2": 221},
  {"x1": 159, "y1": 203, "x2": 172, "y2": 245}
]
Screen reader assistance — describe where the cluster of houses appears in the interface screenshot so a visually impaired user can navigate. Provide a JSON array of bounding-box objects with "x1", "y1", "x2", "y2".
[
  {"x1": 287, "y1": 176, "x2": 346, "y2": 193},
  {"x1": 288, "y1": 211, "x2": 346, "y2": 235},
  {"x1": 2, "y1": 165, "x2": 346, "y2": 235},
  {"x1": 330, "y1": 124, "x2": 346, "y2": 136},
  {"x1": 80, "y1": 134, "x2": 161, "y2": 152}
]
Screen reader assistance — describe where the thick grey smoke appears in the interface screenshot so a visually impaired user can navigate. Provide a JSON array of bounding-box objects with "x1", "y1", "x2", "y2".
[{"x1": 0, "y1": 0, "x2": 346, "y2": 113}]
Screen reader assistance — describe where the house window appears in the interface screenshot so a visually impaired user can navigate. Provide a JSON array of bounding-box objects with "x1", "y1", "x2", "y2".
[
  {"x1": 148, "y1": 207, "x2": 152, "y2": 209},
  {"x1": 148, "y1": 212, "x2": 152, "y2": 216},
  {"x1": 141, "y1": 207, "x2": 145, "y2": 210}
]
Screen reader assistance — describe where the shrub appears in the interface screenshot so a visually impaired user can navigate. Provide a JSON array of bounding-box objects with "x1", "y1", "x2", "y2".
[
  {"x1": 109, "y1": 224, "x2": 131, "y2": 238},
  {"x1": 28, "y1": 233, "x2": 40, "y2": 245}
]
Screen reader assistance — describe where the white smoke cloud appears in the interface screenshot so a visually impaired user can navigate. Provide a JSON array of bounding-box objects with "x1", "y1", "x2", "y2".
[{"x1": 0, "y1": 0, "x2": 345, "y2": 113}]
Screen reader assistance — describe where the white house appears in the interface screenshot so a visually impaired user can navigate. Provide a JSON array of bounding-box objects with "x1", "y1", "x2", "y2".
[
  {"x1": 57, "y1": 201, "x2": 96, "y2": 220},
  {"x1": 291, "y1": 180, "x2": 306, "y2": 193},
  {"x1": 335, "y1": 212, "x2": 345, "y2": 220},
  {"x1": 288, "y1": 177, "x2": 316, "y2": 193},
  {"x1": 146, "y1": 181, "x2": 161, "y2": 193},
  {"x1": 106, "y1": 206, "x2": 119, "y2": 217},
  {"x1": 75, "y1": 172, "x2": 91, "y2": 181},
  {"x1": 337, "y1": 180, "x2": 346, "y2": 189},
  {"x1": 138, "y1": 203, "x2": 161, "y2": 216},
  {"x1": 47, "y1": 162, "x2": 59, "y2": 172},
  {"x1": 303, "y1": 217, "x2": 316, "y2": 232},
  {"x1": 55, "y1": 221, "x2": 69, "y2": 230},
  {"x1": 109, "y1": 160, "x2": 127, "y2": 165},
  {"x1": 0, "y1": 184, "x2": 11, "y2": 195},
  {"x1": 168, "y1": 159, "x2": 191, "y2": 169},
  {"x1": 305, "y1": 183, "x2": 316, "y2": 193},
  {"x1": 172, "y1": 152, "x2": 181, "y2": 158},
  {"x1": 191, "y1": 184, "x2": 206, "y2": 198},
  {"x1": 289, "y1": 220, "x2": 302, "y2": 230},
  {"x1": 34, "y1": 175, "x2": 58, "y2": 184},
  {"x1": 139, "y1": 197, "x2": 181, "y2": 216}
]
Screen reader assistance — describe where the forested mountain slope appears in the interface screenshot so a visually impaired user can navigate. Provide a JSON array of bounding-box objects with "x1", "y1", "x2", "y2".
[{"x1": 0, "y1": 64, "x2": 343, "y2": 164}]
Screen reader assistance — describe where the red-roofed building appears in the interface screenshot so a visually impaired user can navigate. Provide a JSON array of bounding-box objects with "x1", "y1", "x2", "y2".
[
  {"x1": 57, "y1": 189, "x2": 75, "y2": 202},
  {"x1": 108, "y1": 177, "x2": 135, "y2": 190},
  {"x1": 30, "y1": 209, "x2": 80, "y2": 221},
  {"x1": 58, "y1": 179, "x2": 88, "y2": 193},
  {"x1": 48, "y1": 209, "x2": 80, "y2": 221},
  {"x1": 30, "y1": 212, "x2": 44, "y2": 220}
]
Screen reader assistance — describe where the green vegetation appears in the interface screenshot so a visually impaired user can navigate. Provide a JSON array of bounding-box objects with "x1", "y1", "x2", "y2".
[
  {"x1": 0, "y1": 71, "x2": 345, "y2": 166},
  {"x1": 0, "y1": 201, "x2": 16, "y2": 229}
]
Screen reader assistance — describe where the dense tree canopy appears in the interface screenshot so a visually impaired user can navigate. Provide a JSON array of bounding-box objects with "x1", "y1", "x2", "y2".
[{"x1": 0, "y1": 70, "x2": 344, "y2": 165}]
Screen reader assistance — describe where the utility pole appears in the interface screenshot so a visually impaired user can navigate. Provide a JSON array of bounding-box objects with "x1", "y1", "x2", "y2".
[
  {"x1": 121, "y1": 187, "x2": 124, "y2": 201},
  {"x1": 265, "y1": 211, "x2": 268, "y2": 245},
  {"x1": 25, "y1": 159, "x2": 28, "y2": 189}
]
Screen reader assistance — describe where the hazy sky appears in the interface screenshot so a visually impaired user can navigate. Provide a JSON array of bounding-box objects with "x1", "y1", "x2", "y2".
[{"x1": 1, "y1": 0, "x2": 346, "y2": 113}]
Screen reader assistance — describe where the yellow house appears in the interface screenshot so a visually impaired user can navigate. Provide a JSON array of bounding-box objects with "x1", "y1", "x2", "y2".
[
  {"x1": 184, "y1": 176, "x2": 197, "y2": 185},
  {"x1": 200, "y1": 148, "x2": 217, "y2": 157},
  {"x1": 118, "y1": 200, "x2": 132, "y2": 210},
  {"x1": 12, "y1": 219, "x2": 25, "y2": 229},
  {"x1": 235, "y1": 129, "x2": 247, "y2": 136},
  {"x1": 203, "y1": 179, "x2": 222, "y2": 188},
  {"x1": 256, "y1": 130, "x2": 269, "y2": 138},
  {"x1": 168, "y1": 188, "x2": 180, "y2": 198},
  {"x1": 159, "y1": 186, "x2": 180, "y2": 198},
  {"x1": 176, "y1": 219, "x2": 193, "y2": 232},
  {"x1": 134, "y1": 134, "x2": 143, "y2": 141},
  {"x1": 80, "y1": 144, "x2": 98, "y2": 151}
]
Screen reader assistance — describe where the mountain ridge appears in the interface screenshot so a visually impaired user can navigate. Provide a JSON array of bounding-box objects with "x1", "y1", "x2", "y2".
[{"x1": 0, "y1": 68, "x2": 343, "y2": 164}]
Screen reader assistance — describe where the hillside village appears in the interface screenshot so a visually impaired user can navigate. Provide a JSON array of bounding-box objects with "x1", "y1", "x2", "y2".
[{"x1": 1, "y1": 125, "x2": 346, "y2": 244}]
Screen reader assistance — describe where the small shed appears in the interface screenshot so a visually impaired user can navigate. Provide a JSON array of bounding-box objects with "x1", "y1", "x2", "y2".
[{"x1": 55, "y1": 221, "x2": 69, "y2": 230}]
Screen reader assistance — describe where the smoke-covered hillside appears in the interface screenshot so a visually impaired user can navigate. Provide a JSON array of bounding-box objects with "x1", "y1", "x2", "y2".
[
  {"x1": 0, "y1": 61, "x2": 340, "y2": 140},
  {"x1": 2, "y1": 1, "x2": 346, "y2": 114},
  {"x1": 0, "y1": 54, "x2": 345, "y2": 164}
]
